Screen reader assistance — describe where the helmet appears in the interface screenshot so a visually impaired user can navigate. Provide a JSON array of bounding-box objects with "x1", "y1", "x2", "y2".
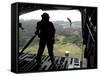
[{"x1": 41, "y1": 13, "x2": 49, "y2": 20}]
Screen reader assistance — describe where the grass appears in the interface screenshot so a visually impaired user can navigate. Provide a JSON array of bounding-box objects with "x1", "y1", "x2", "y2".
[
  {"x1": 20, "y1": 35, "x2": 82, "y2": 58},
  {"x1": 23, "y1": 42, "x2": 82, "y2": 58}
]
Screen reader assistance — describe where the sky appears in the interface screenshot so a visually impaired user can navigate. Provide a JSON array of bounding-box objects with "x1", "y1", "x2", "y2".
[{"x1": 19, "y1": 9, "x2": 81, "y2": 22}]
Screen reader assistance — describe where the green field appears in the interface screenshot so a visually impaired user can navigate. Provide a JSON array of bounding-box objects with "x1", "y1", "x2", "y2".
[{"x1": 21, "y1": 35, "x2": 82, "y2": 58}]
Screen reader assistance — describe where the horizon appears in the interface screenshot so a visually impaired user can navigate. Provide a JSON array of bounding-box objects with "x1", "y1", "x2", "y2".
[{"x1": 19, "y1": 18, "x2": 81, "y2": 22}]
